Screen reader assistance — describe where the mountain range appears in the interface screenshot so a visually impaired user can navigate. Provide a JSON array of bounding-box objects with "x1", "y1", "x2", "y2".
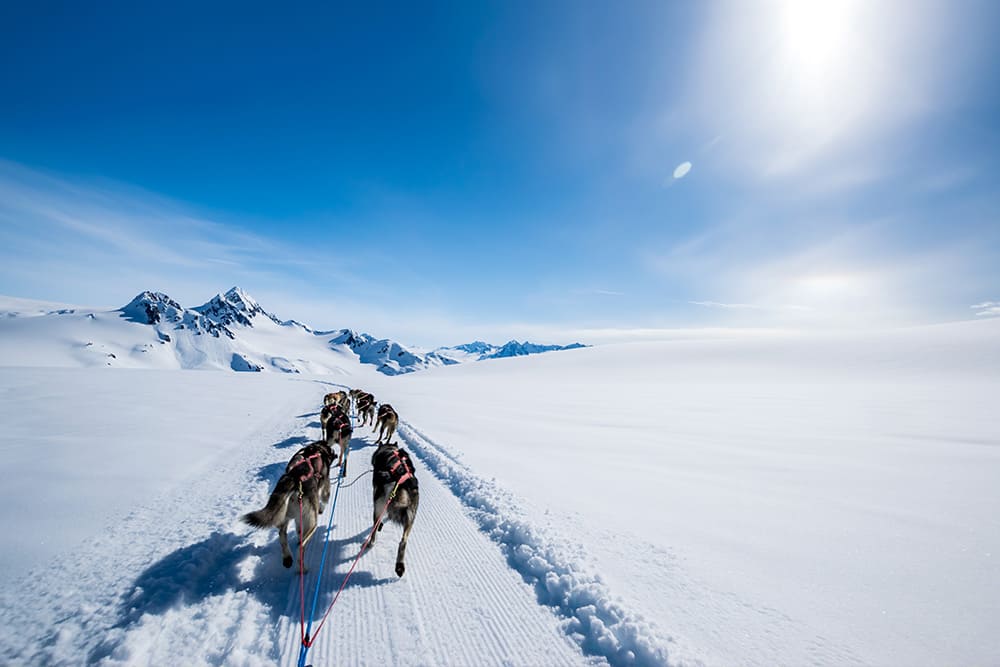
[{"x1": 0, "y1": 287, "x2": 586, "y2": 375}]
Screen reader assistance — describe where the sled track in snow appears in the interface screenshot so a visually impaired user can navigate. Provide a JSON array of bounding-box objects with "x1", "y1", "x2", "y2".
[
  {"x1": 396, "y1": 422, "x2": 680, "y2": 667},
  {"x1": 0, "y1": 388, "x2": 680, "y2": 666},
  {"x1": 270, "y1": 422, "x2": 586, "y2": 666}
]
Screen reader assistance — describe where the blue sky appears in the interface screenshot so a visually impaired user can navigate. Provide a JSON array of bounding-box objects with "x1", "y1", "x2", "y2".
[{"x1": 1, "y1": 1, "x2": 998, "y2": 346}]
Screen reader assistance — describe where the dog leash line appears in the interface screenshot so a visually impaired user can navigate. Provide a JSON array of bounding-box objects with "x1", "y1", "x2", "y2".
[
  {"x1": 297, "y1": 414, "x2": 354, "y2": 667},
  {"x1": 304, "y1": 481, "x2": 399, "y2": 650}
]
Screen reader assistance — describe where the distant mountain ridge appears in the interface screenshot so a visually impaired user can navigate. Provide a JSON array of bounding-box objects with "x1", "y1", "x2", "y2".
[
  {"x1": 1, "y1": 287, "x2": 587, "y2": 375},
  {"x1": 327, "y1": 329, "x2": 460, "y2": 376}
]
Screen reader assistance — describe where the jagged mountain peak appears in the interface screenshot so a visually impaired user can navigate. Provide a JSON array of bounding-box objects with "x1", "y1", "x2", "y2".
[
  {"x1": 111, "y1": 288, "x2": 588, "y2": 375},
  {"x1": 450, "y1": 341, "x2": 494, "y2": 354},
  {"x1": 119, "y1": 291, "x2": 184, "y2": 325},
  {"x1": 222, "y1": 286, "x2": 260, "y2": 311},
  {"x1": 485, "y1": 340, "x2": 587, "y2": 359},
  {"x1": 196, "y1": 286, "x2": 280, "y2": 327}
]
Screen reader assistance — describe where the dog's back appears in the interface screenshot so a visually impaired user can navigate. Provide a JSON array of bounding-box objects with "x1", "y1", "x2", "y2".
[
  {"x1": 242, "y1": 441, "x2": 334, "y2": 568},
  {"x1": 369, "y1": 443, "x2": 419, "y2": 576},
  {"x1": 375, "y1": 403, "x2": 399, "y2": 444}
]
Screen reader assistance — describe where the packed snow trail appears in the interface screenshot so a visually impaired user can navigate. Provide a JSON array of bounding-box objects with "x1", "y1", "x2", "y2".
[
  {"x1": 0, "y1": 384, "x2": 590, "y2": 666},
  {"x1": 270, "y1": 420, "x2": 587, "y2": 666}
]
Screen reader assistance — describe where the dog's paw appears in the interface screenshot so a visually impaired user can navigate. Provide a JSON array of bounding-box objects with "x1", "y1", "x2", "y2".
[
  {"x1": 395, "y1": 562, "x2": 405, "y2": 577},
  {"x1": 283, "y1": 555, "x2": 293, "y2": 568}
]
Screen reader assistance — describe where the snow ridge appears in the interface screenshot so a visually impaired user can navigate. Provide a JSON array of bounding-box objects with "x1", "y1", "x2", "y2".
[
  {"x1": 435, "y1": 340, "x2": 589, "y2": 361},
  {"x1": 327, "y1": 329, "x2": 459, "y2": 375},
  {"x1": 396, "y1": 423, "x2": 681, "y2": 667}
]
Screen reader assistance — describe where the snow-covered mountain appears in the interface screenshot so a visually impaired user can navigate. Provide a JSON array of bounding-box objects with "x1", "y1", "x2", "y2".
[
  {"x1": 327, "y1": 329, "x2": 460, "y2": 376},
  {"x1": 434, "y1": 339, "x2": 587, "y2": 362},
  {"x1": 0, "y1": 288, "x2": 587, "y2": 375}
]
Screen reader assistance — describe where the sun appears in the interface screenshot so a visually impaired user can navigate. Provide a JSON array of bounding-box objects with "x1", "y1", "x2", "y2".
[{"x1": 778, "y1": 0, "x2": 864, "y2": 78}]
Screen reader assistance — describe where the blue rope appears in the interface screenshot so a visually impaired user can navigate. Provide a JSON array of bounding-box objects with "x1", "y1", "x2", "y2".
[{"x1": 297, "y1": 411, "x2": 354, "y2": 667}]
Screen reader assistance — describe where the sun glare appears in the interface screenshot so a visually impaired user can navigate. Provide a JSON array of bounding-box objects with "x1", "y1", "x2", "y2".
[
  {"x1": 779, "y1": 0, "x2": 862, "y2": 76},
  {"x1": 696, "y1": 0, "x2": 929, "y2": 176}
]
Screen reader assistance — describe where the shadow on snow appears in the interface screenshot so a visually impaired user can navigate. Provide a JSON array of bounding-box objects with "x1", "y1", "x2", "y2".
[
  {"x1": 90, "y1": 458, "x2": 391, "y2": 662},
  {"x1": 275, "y1": 434, "x2": 311, "y2": 450}
]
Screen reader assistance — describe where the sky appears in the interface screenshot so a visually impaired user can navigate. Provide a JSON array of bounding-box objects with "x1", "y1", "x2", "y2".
[{"x1": 1, "y1": 0, "x2": 999, "y2": 346}]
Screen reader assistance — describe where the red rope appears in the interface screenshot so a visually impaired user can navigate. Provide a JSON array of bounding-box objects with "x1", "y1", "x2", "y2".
[
  {"x1": 297, "y1": 492, "x2": 308, "y2": 647},
  {"x1": 303, "y1": 481, "x2": 399, "y2": 648}
]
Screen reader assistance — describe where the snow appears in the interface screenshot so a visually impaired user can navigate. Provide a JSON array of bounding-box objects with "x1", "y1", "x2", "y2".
[{"x1": 0, "y1": 294, "x2": 998, "y2": 666}]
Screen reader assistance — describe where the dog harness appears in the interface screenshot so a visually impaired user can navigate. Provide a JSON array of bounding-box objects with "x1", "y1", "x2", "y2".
[
  {"x1": 327, "y1": 409, "x2": 351, "y2": 433},
  {"x1": 291, "y1": 451, "x2": 325, "y2": 482},
  {"x1": 386, "y1": 448, "x2": 413, "y2": 485}
]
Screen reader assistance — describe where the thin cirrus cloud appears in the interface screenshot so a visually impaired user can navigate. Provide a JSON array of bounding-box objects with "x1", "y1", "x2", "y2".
[
  {"x1": 646, "y1": 213, "x2": 995, "y2": 327},
  {"x1": 972, "y1": 302, "x2": 1000, "y2": 317},
  {"x1": 0, "y1": 160, "x2": 615, "y2": 346},
  {"x1": 0, "y1": 160, "x2": 392, "y2": 328}
]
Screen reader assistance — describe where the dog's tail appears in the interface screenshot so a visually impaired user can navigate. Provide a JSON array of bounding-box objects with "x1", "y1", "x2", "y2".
[{"x1": 242, "y1": 475, "x2": 296, "y2": 529}]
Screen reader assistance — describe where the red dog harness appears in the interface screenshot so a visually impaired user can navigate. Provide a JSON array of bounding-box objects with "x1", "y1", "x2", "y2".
[
  {"x1": 387, "y1": 448, "x2": 413, "y2": 485},
  {"x1": 291, "y1": 451, "x2": 325, "y2": 482}
]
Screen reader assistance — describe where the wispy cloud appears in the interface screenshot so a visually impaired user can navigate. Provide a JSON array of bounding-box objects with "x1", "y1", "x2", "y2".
[
  {"x1": 0, "y1": 159, "x2": 434, "y2": 338},
  {"x1": 689, "y1": 300, "x2": 762, "y2": 310},
  {"x1": 972, "y1": 301, "x2": 1000, "y2": 317},
  {"x1": 645, "y1": 213, "x2": 996, "y2": 328}
]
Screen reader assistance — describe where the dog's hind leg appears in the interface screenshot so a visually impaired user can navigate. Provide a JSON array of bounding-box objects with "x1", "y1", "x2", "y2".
[
  {"x1": 319, "y1": 476, "x2": 331, "y2": 514},
  {"x1": 369, "y1": 491, "x2": 388, "y2": 547},
  {"x1": 395, "y1": 509, "x2": 416, "y2": 577},
  {"x1": 278, "y1": 523, "x2": 293, "y2": 568},
  {"x1": 339, "y1": 436, "x2": 350, "y2": 477},
  {"x1": 299, "y1": 502, "x2": 318, "y2": 549}
]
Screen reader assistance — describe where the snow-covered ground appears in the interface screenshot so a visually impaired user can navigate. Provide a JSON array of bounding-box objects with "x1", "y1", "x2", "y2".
[{"x1": 1, "y1": 307, "x2": 998, "y2": 666}]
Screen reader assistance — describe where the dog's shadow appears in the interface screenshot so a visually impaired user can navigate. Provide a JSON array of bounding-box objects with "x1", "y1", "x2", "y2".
[
  {"x1": 91, "y1": 522, "x2": 395, "y2": 662},
  {"x1": 344, "y1": 435, "x2": 378, "y2": 454},
  {"x1": 88, "y1": 531, "x2": 283, "y2": 662},
  {"x1": 274, "y1": 434, "x2": 310, "y2": 450},
  {"x1": 256, "y1": 461, "x2": 286, "y2": 484}
]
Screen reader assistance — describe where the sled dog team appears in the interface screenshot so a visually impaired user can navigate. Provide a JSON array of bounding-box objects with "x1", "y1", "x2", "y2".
[{"x1": 242, "y1": 388, "x2": 418, "y2": 577}]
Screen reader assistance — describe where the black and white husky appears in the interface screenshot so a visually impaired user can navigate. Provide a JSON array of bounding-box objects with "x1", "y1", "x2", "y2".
[
  {"x1": 368, "y1": 443, "x2": 419, "y2": 577},
  {"x1": 242, "y1": 441, "x2": 336, "y2": 568}
]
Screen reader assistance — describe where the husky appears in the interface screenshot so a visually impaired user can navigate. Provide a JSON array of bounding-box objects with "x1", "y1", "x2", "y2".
[
  {"x1": 242, "y1": 441, "x2": 336, "y2": 568},
  {"x1": 356, "y1": 392, "x2": 376, "y2": 428},
  {"x1": 323, "y1": 391, "x2": 347, "y2": 408},
  {"x1": 368, "y1": 443, "x2": 419, "y2": 577},
  {"x1": 348, "y1": 388, "x2": 365, "y2": 407},
  {"x1": 374, "y1": 403, "x2": 398, "y2": 445},
  {"x1": 321, "y1": 403, "x2": 353, "y2": 476}
]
